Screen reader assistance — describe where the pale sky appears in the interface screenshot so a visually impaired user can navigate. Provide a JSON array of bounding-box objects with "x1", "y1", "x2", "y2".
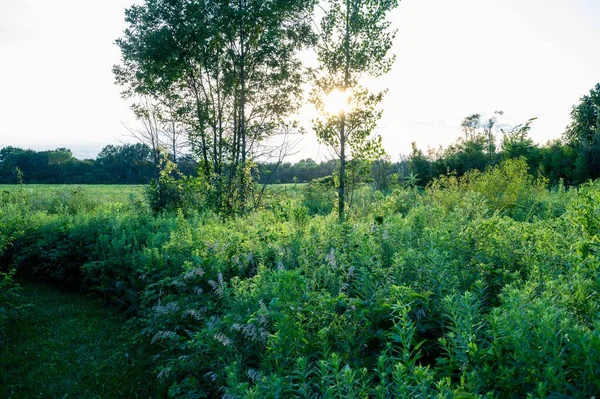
[{"x1": 1, "y1": 0, "x2": 599, "y2": 161}]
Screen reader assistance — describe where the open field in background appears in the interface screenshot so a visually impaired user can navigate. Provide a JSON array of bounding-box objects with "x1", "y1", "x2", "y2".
[
  {"x1": 263, "y1": 183, "x2": 306, "y2": 196},
  {"x1": 1, "y1": 159, "x2": 600, "y2": 397},
  {"x1": 1, "y1": 184, "x2": 146, "y2": 204},
  {"x1": 0, "y1": 184, "x2": 311, "y2": 216},
  {"x1": 0, "y1": 183, "x2": 372, "y2": 215},
  {"x1": 1, "y1": 184, "x2": 309, "y2": 202}
]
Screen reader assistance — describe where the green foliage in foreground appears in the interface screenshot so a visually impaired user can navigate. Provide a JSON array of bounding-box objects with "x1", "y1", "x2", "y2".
[
  {"x1": 0, "y1": 271, "x2": 26, "y2": 343},
  {"x1": 1, "y1": 159, "x2": 599, "y2": 397}
]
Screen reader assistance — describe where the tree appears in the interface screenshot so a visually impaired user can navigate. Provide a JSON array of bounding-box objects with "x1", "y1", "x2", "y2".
[
  {"x1": 461, "y1": 114, "x2": 481, "y2": 141},
  {"x1": 371, "y1": 157, "x2": 394, "y2": 193},
  {"x1": 563, "y1": 83, "x2": 600, "y2": 181},
  {"x1": 431, "y1": 111, "x2": 508, "y2": 177},
  {"x1": 95, "y1": 144, "x2": 155, "y2": 183},
  {"x1": 501, "y1": 117, "x2": 539, "y2": 169},
  {"x1": 160, "y1": 95, "x2": 188, "y2": 165},
  {"x1": 407, "y1": 142, "x2": 430, "y2": 185},
  {"x1": 538, "y1": 140, "x2": 577, "y2": 185},
  {"x1": 114, "y1": 0, "x2": 316, "y2": 214},
  {"x1": 311, "y1": 0, "x2": 399, "y2": 222},
  {"x1": 0, "y1": 147, "x2": 98, "y2": 184},
  {"x1": 460, "y1": 111, "x2": 503, "y2": 161},
  {"x1": 564, "y1": 83, "x2": 600, "y2": 148},
  {"x1": 483, "y1": 110, "x2": 503, "y2": 160},
  {"x1": 126, "y1": 97, "x2": 164, "y2": 175}
]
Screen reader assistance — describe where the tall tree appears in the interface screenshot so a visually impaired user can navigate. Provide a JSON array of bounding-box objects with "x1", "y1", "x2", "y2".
[
  {"x1": 461, "y1": 114, "x2": 481, "y2": 141},
  {"x1": 114, "y1": 0, "x2": 316, "y2": 213},
  {"x1": 563, "y1": 83, "x2": 600, "y2": 181},
  {"x1": 310, "y1": 0, "x2": 399, "y2": 222},
  {"x1": 501, "y1": 117, "x2": 538, "y2": 161},
  {"x1": 564, "y1": 83, "x2": 600, "y2": 148},
  {"x1": 127, "y1": 96, "x2": 164, "y2": 174},
  {"x1": 126, "y1": 95, "x2": 188, "y2": 172},
  {"x1": 483, "y1": 110, "x2": 503, "y2": 160}
]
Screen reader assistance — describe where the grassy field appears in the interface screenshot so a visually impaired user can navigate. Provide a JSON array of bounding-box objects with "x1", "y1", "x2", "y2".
[
  {"x1": 1, "y1": 184, "x2": 146, "y2": 204},
  {"x1": 0, "y1": 183, "x2": 306, "y2": 205}
]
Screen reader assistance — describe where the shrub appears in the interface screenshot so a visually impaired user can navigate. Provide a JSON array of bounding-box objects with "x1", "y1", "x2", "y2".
[
  {"x1": 302, "y1": 176, "x2": 335, "y2": 215},
  {"x1": 146, "y1": 156, "x2": 205, "y2": 214},
  {"x1": 0, "y1": 271, "x2": 27, "y2": 341}
]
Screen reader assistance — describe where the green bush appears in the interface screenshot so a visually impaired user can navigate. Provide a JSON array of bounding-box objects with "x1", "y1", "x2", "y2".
[
  {"x1": 146, "y1": 157, "x2": 205, "y2": 214},
  {"x1": 428, "y1": 158, "x2": 554, "y2": 221},
  {"x1": 302, "y1": 176, "x2": 335, "y2": 215},
  {"x1": 0, "y1": 271, "x2": 26, "y2": 341}
]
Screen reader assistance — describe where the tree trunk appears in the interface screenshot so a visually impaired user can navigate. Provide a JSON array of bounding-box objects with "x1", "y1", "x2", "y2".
[
  {"x1": 238, "y1": 3, "x2": 247, "y2": 213},
  {"x1": 339, "y1": 117, "x2": 346, "y2": 223},
  {"x1": 189, "y1": 74, "x2": 211, "y2": 178},
  {"x1": 171, "y1": 119, "x2": 177, "y2": 164},
  {"x1": 338, "y1": 0, "x2": 351, "y2": 223}
]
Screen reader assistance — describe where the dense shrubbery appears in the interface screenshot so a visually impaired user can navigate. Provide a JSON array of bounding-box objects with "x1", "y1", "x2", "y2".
[
  {"x1": 0, "y1": 191, "x2": 31, "y2": 339},
  {"x1": 0, "y1": 271, "x2": 25, "y2": 342},
  {"x1": 302, "y1": 176, "x2": 336, "y2": 216},
  {"x1": 1, "y1": 160, "x2": 600, "y2": 397}
]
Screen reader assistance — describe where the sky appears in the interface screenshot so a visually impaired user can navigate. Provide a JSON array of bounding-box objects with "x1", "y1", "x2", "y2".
[{"x1": 0, "y1": 0, "x2": 599, "y2": 161}]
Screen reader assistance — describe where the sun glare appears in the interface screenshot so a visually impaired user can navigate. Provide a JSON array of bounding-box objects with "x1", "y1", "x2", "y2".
[{"x1": 323, "y1": 89, "x2": 352, "y2": 116}]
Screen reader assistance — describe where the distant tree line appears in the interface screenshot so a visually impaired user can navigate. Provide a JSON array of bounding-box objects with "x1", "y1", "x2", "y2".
[
  {"x1": 257, "y1": 159, "x2": 337, "y2": 184},
  {"x1": 0, "y1": 143, "x2": 400, "y2": 186},
  {"x1": 0, "y1": 144, "x2": 195, "y2": 184},
  {"x1": 3, "y1": 83, "x2": 598, "y2": 188},
  {"x1": 407, "y1": 83, "x2": 600, "y2": 187}
]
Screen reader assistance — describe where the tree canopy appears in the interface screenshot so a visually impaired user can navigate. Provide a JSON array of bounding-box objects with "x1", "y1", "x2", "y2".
[
  {"x1": 114, "y1": 0, "x2": 317, "y2": 213},
  {"x1": 311, "y1": 0, "x2": 399, "y2": 222}
]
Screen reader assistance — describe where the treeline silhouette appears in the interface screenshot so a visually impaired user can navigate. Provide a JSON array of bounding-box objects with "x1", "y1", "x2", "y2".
[
  {"x1": 0, "y1": 136, "x2": 594, "y2": 187},
  {"x1": 409, "y1": 84, "x2": 600, "y2": 187},
  {"x1": 0, "y1": 143, "x2": 357, "y2": 185},
  {"x1": 0, "y1": 144, "x2": 195, "y2": 184},
  {"x1": 2, "y1": 82, "x2": 598, "y2": 187}
]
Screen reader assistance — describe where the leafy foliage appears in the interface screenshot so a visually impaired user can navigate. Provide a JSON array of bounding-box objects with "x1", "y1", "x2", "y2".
[
  {"x1": 2, "y1": 164, "x2": 600, "y2": 397},
  {"x1": 302, "y1": 176, "x2": 335, "y2": 215},
  {"x1": 145, "y1": 154, "x2": 205, "y2": 213},
  {"x1": 0, "y1": 271, "x2": 26, "y2": 342},
  {"x1": 311, "y1": 0, "x2": 399, "y2": 222},
  {"x1": 114, "y1": 0, "x2": 317, "y2": 214}
]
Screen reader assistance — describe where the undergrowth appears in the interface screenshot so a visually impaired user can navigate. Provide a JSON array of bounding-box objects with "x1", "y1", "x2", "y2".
[{"x1": 1, "y1": 159, "x2": 599, "y2": 398}]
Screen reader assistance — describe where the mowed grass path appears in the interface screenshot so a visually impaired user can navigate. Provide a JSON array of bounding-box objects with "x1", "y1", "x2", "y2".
[{"x1": 0, "y1": 281, "x2": 166, "y2": 399}]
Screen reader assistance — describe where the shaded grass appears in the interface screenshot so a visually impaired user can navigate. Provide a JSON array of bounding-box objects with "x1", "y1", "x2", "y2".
[{"x1": 0, "y1": 281, "x2": 166, "y2": 399}]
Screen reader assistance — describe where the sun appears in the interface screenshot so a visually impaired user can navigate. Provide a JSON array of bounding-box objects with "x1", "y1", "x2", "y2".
[{"x1": 323, "y1": 89, "x2": 352, "y2": 116}]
